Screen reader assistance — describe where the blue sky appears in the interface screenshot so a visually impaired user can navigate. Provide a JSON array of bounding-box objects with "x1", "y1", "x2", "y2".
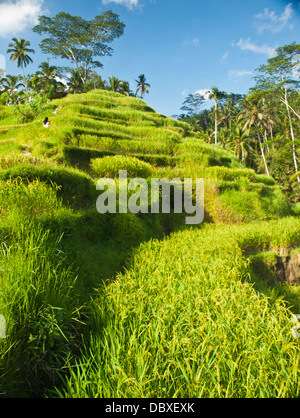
[{"x1": 0, "y1": 0, "x2": 299, "y2": 116}]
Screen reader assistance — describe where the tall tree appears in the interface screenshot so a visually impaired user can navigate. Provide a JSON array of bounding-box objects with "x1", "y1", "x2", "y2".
[
  {"x1": 238, "y1": 96, "x2": 271, "y2": 177},
  {"x1": 233, "y1": 125, "x2": 251, "y2": 164},
  {"x1": 107, "y1": 76, "x2": 122, "y2": 92},
  {"x1": 180, "y1": 93, "x2": 205, "y2": 117},
  {"x1": 35, "y1": 61, "x2": 64, "y2": 94},
  {"x1": 84, "y1": 71, "x2": 107, "y2": 91},
  {"x1": 7, "y1": 38, "x2": 35, "y2": 93},
  {"x1": 0, "y1": 74, "x2": 24, "y2": 98},
  {"x1": 67, "y1": 69, "x2": 84, "y2": 94},
  {"x1": 135, "y1": 74, "x2": 150, "y2": 98},
  {"x1": 219, "y1": 94, "x2": 243, "y2": 135},
  {"x1": 255, "y1": 42, "x2": 300, "y2": 184},
  {"x1": 33, "y1": 11, "x2": 125, "y2": 86},
  {"x1": 119, "y1": 81, "x2": 133, "y2": 96},
  {"x1": 207, "y1": 87, "x2": 227, "y2": 145}
]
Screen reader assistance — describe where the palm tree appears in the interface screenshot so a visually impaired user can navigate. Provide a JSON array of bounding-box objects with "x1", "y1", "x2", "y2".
[
  {"x1": 233, "y1": 125, "x2": 251, "y2": 164},
  {"x1": 67, "y1": 69, "x2": 84, "y2": 94},
  {"x1": 199, "y1": 109, "x2": 212, "y2": 132},
  {"x1": 203, "y1": 128, "x2": 215, "y2": 144},
  {"x1": 219, "y1": 96, "x2": 239, "y2": 136},
  {"x1": 281, "y1": 80, "x2": 300, "y2": 184},
  {"x1": 207, "y1": 87, "x2": 227, "y2": 145},
  {"x1": 1, "y1": 75, "x2": 24, "y2": 101},
  {"x1": 7, "y1": 38, "x2": 35, "y2": 92},
  {"x1": 217, "y1": 126, "x2": 231, "y2": 149},
  {"x1": 107, "y1": 76, "x2": 122, "y2": 92},
  {"x1": 238, "y1": 97, "x2": 271, "y2": 177},
  {"x1": 85, "y1": 71, "x2": 107, "y2": 91},
  {"x1": 135, "y1": 74, "x2": 150, "y2": 99},
  {"x1": 35, "y1": 62, "x2": 63, "y2": 94},
  {"x1": 119, "y1": 81, "x2": 133, "y2": 96}
]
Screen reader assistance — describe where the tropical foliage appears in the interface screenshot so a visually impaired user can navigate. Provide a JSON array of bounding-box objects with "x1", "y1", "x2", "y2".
[
  {"x1": 176, "y1": 42, "x2": 300, "y2": 201},
  {"x1": 0, "y1": 84, "x2": 299, "y2": 400},
  {"x1": 7, "y1": 37, "x2": 35, "y2": 92},
  {"x1": 135, "y1": 74, "x2": 151, "y2": 98},
  {"x1": 0, "y1": 13, "x2": 299, "y2": 399}
]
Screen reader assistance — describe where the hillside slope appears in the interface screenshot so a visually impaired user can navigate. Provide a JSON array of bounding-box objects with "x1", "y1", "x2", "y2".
[
  {"x1": 0, "y1": 90, "x2": 299, "y2": 398},
  {"x1": 0, "y1": 89, "x2": 290, "y2": 223}
]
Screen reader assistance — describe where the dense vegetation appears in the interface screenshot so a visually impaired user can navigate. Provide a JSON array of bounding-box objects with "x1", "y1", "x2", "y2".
[
  {"x1": 0, "y1": 87, "x2": 299, "y2": 398},
  {"x1": 176, "y1": 43, "x2": 300, "y2": 203},
  {"x1": 0, "y1": 12, "x2": 299, "y2": 396}
]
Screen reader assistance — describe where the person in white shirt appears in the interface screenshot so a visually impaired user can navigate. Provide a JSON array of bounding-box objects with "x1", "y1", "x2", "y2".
[{"x1": 43, "y1": 117, "x2": 50, "y2": 128}]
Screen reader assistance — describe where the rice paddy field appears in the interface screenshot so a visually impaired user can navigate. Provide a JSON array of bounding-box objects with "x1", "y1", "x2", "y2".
[{"x1": 0, "y1": 89, "x2": 299, "y2": 398}]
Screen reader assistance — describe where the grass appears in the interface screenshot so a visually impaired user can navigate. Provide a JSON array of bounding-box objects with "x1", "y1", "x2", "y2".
[
  {"x1": 0, "y1": 89, "x2": 300, "y2": 398},
  {"x1": 55, "y1": 219, "x2": 300, "y2": 398},
  {"x1": 91, "y1": 155, "x2": 153, "y2": 178},
  {"x1": 0, "y1": 220, "x2": 83, "y2": 396},
  {"x1": 0, "y1": 164, "x2": 96, "y2": 209}
]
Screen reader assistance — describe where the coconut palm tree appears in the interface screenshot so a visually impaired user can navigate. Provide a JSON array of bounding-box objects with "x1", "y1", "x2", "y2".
[
  {"x1": 207, "y1": 87, "x2": 227, "y2": 145},
  {"x1": 233, "y1": 125, "x2": 251, "y2": 164},
  {"x1": 219, "y1": 96, "x2": 240, "y2": 135},
  {"x1": 67, "y1": 69, "x2": 84, "y2": 94},
  {"x1": 238, "y1": 97, "x2": 271, "y2": 177},
  {"x1": 1, "y1": 75, "x2": 24, "y2": 102},
  {"x1": 35, "y1": 62, "x2": 64, "y2": 94},
  {"x1": 84, "y1": 71, "x2": 107, "y2": 91},
  {"x1": 7, "y1": 38, "x2": 35, "y2": 92},
  {"x1": 107, "y1": 76, "x2": 122, "y2": 92},
  {"x1": 217, "y1": 126, "x2": 231, "y2": 149},
  {"x1": 119, "y1": 81, "x2": 133, "y2": 96},
  {"x1": 203, "y1": 127, "x2": 215, "y2": 144},
  {"x1": 135, "y1": 74, "x2": 150, "y2": 99},
  {"x1": 281, "y1": 80, "x2": 299, "y2": 184}
]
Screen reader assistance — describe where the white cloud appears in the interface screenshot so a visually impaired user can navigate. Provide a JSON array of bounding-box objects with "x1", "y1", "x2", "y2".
[
  {"x1": 0, "y1": 54, "x2": 5, "y2": 68},
  {"x1": 181, "y1": 89, "x2": 211, "y2": 101},
  {"x1": 220, "y1": 51, "x2": 228, "y2": 63},
  {"x1": 255, "y1": 3, "x2": 294, "y2": 33},
  {"x1": 55, "y1": 76, "x2": 68, "y2": 87},
  {"x1": 0, "y1": 54, "x2": 5, "y2": 77},
  {"x1": 182, "y1": 37, "x2": 200, "y2": 47},
  {"x1": 228, "y1": 69, "x2": 252, "y2": 79},
  {"x1": 181, "y1": 88, "x2": 188, "y2": 97},
  {"x1": 0, "y1": 0, "x2": 45, "y2": 38},
  {"x1": 232, "y1": 38, "x2": 276, "y2": 57},
  {"x1": 195, "y1": 89, "x2": 211, "y2": 101},
  {"x1": 102, "y1": 0, "x2": 139, "y2": 9}
]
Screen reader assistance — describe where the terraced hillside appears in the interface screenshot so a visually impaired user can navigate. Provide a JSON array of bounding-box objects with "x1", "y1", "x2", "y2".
[
  {"x1": 0, "y1": 90, "x2": 299, "y2": 397},
  {"x1": 0, "y1": 90, "x2": 290, "y2": 222}
]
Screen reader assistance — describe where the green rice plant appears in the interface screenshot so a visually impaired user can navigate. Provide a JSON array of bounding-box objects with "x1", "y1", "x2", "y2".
[
  {"x1": 232, "y1": 217, "x2": 300, "y2": 253},
  {"x1": 1, "y1": 88, "x2": 300, "y2": 398},
  {"x1": 55, "y1": 219, "x2": 300, "y2": 398},
  {"x1": 132, "y1": 154, "x2": 175, "y2": 167},
  {"x1": 0, "y1": 153, "x2": 50, "y2": 169},
  {"x1": 177, "y1": 140, "x2": 241, "y2": 166},
  {"x1": 91, "y1": 155, "x2": 153, "y2": 178},
  {"x1": 248, "y1": 251, "x2": 278, "y2": 285},
  {"x1": 60, "y1": 104, "x2": 164, "y2": 128},
  {"x1": 291, "y1": 202, "x2": 300, "y2": 216},
  {"x1": 0, "y1": 105, "x2": 19, "y2": 126},
  {"x1": 0, "y1": 220, "x2": 83, "y2": 396},
  {"x1": 0, "y1": 164, "x2": 95, "y2": 209},
  {"x1": 56, "y1": 114, "x2": 182, "y2": 144},
  {"x1": 0, "y1": 179, "x2": 63, "y2": 225},
  {"x1": 62, "y1": 146, "x2": 116, "y2": 169},
  {"x1": 0, "y1": 141, "x2": 28, "y2": 159},
  {"x1": 86, "y1": 137, "x2": 171, "y2": 155},
  {"x1": 219, "y1": 187, "x2": 290, "y2": 222}
]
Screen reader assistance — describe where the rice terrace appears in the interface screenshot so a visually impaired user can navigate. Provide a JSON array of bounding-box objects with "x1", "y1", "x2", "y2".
[{"x1": 0, "y1": 1, "x2": 300, "y2": 400}]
